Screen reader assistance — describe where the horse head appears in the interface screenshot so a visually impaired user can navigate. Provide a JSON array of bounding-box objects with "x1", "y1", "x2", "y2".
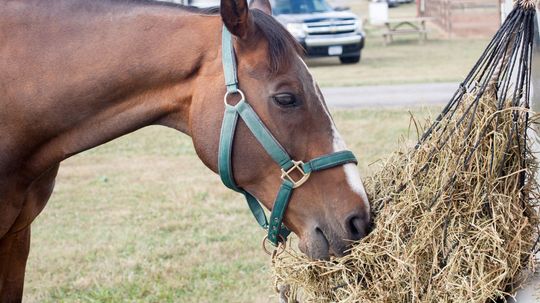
[{"x1": 189, "y1": 0, "x2": 370, "y2": 260}]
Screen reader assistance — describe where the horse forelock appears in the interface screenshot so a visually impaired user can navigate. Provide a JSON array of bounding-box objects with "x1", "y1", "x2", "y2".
[{"x1": 250, "y1": 9, "x2": 305, "y2": 75}]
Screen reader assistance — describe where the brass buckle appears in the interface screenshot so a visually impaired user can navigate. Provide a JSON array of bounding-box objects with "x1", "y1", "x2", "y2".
[{"x1": 280, "y1": 160, "x2": 311, "y2": 188}]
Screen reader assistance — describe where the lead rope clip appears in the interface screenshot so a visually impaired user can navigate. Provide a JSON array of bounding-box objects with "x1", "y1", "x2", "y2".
[{"x1": 262, "y1": 235, "x2": 287, "y2": 261}]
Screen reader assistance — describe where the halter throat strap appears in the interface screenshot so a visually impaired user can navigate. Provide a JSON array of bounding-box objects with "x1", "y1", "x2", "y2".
[{"x1": 218, "y1": 26, "x2": 358, "y2": 246}]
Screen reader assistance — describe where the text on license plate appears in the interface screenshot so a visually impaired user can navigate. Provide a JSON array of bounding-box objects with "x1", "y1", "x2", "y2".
[{"x1": 328, "y1": 46, "x2": 343, "y2": 56}]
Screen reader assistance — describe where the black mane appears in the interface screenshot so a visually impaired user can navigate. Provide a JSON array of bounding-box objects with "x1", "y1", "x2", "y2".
[{"x1": 251, "y1": 9, "x2": 304, "y2": 73}]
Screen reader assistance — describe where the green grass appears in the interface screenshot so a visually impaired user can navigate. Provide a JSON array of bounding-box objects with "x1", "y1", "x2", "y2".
[
  {"x1": 308, "y1": 1, "x2": 490, "y2": 87},
  {"x1": 308, "y1": 39, "x2": 488, "y2": 86},
  {"x1": 24, "y1": 106, "x2": 439, "y2": 303}
]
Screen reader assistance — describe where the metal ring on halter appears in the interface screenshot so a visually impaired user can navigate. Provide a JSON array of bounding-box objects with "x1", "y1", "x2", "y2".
[
  {"x1": 223, "y1": 89, "x2": 246, "y2": 106},
  {"x1": 262, "y1": 235, "x2": 287, "y2": 256}
]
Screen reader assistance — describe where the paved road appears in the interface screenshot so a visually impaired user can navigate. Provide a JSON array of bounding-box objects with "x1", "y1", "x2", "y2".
[
  {"x1": 508, "y1": 256, "x2": 540, "y2": 303},
  {"x1": 322, "y1": 82, "x2": 459, "y2": 108},
  {"x1": 512, "y1": 276, "x2": 540, "y2": 302}
]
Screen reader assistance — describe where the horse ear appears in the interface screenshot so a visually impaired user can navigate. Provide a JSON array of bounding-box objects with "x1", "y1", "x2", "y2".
[
  {"x1": 250, "y1": 0, "x2": 272, "y2": 15},
  {"x1": 220, "y1": 0, "x2": 252, "y2": 39}
]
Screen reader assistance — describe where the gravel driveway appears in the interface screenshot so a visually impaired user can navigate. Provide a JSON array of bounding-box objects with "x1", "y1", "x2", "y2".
[{"x1": 322, "y1": 82, "x2": 457, "y2": 108}]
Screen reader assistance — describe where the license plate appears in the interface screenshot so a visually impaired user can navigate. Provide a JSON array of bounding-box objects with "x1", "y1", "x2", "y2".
[{"x1": 328, "y1": 45, "x2": 343, "y2": 56}]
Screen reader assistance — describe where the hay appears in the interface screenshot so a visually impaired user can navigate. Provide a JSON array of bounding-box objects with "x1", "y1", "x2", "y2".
[
  {"x1": 273, "y1": 92, "x2": 539, "y2": 302},
  {"x1": 272, "y1": 3, "x2": 540, "y2": 302}
]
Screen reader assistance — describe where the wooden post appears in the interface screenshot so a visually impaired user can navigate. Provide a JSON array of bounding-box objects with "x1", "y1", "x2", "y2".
[
  {"x1": 445, "y1": 0, "x2": 452, "y2": 39},
  {"x1": 417, "y1": 0, "x2": 425, "y2": 17}
]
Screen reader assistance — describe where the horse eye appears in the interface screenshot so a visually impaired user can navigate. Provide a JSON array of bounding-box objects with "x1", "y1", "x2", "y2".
[{"x1": 273, "y1": 93, "x2": 298, "y2": 107}]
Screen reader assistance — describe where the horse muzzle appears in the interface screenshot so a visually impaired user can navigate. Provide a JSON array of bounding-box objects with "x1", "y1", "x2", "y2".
[{"x1": 298, "y1": 211, "x2": 371, "y2": 260}]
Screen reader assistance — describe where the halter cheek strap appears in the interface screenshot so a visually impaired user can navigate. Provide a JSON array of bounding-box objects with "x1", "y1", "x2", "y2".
[{"x1": 218, "y1": 26, "x2": 358, "y2": 247}]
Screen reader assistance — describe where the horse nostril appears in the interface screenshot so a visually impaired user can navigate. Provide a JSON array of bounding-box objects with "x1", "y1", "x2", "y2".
[{"x1": 346, "y1": 214, "x2": 369, "y2": 241}]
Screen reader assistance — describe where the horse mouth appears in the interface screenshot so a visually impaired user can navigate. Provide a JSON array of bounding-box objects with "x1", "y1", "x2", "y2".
[
  {"x1": 299, "y1": 221, "x2": 373, "y2": 260},
  {"x1": 299, "y1": 228, "x2": 333, "y2": 260}
]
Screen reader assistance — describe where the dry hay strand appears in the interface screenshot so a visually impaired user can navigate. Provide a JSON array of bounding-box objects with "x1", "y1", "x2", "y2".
[{"x1": 272, "y1": 91, "x2": 540, "y2": 303}]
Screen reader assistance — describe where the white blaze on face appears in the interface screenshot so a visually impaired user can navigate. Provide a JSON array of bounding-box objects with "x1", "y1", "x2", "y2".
[
  {"x1": 332, "y1": 127, "x2": 370, "y2": 210},
  {"x1": 299, "y1": 57, "x2": 370, "y2": 210}
]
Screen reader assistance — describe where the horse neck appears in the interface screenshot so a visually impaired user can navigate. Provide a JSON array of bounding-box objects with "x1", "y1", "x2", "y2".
[{"x1": 12, "y1": 4, "x2": 223, "y2": 179}]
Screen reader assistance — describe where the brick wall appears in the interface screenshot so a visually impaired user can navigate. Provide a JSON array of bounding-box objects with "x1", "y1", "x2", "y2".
[{"x1": 420, "y1": 0, "x2": 500, "y2": 37}]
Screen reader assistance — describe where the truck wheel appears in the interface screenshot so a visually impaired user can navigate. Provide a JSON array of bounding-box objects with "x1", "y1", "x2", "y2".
[{"x1": 340, "y1": 55, "x2": 360, "y2": 64}]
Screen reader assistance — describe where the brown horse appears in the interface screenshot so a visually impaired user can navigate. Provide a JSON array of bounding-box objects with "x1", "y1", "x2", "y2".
[{"x1": 0, "y1": 0, "x2": 370, "y2": 301}]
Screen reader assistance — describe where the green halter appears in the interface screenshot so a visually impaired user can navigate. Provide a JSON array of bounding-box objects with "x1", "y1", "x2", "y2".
[{"x1": 218, "y1": 26, "x2": 358, "y2": 247}]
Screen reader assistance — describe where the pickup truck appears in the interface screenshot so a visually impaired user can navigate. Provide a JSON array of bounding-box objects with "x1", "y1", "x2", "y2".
[
  {"x1": 187, "y1": 0, "x2": 365, "y2": 64},
  {"x1": 271, "y1": 0, "x2": 365, "y2": 64}
]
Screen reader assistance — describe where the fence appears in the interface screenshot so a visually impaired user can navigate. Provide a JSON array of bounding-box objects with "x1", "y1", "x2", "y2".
[{"x1": 419, "y1": 0, "x2": 500, "y2": 37}]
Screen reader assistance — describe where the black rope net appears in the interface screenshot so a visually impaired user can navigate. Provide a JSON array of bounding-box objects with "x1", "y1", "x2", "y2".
[{"x1": 416, "y1": 0, "x2": 535, "y2": 186}]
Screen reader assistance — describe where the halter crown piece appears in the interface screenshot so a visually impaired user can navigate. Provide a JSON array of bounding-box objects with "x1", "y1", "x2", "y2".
[{"x1": 218, "y1": 26, "x2": 359, "y2": 247}]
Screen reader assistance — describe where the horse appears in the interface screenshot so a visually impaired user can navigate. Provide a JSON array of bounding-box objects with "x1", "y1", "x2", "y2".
[{"x1": 0, "y1": 0, "x2": 371, "y2": 301}]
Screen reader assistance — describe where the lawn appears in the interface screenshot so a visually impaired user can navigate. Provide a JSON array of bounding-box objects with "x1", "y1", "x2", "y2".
[
  {"x1": 24, "y1": 106, "x2": 440, "y2": 303},
  {"x1": 308, "y1": 1, "x2": 490, "y2": 87}
]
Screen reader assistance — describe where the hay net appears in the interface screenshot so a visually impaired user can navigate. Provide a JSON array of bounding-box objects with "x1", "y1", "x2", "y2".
[{"x1": 272, "y1": 2, "x2": 540, "y2": 303}]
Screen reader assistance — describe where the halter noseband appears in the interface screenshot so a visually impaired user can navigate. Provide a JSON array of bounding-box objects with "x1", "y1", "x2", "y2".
[{"x1": 218, "y1": 26, "x2": 358, "y2": 247}]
